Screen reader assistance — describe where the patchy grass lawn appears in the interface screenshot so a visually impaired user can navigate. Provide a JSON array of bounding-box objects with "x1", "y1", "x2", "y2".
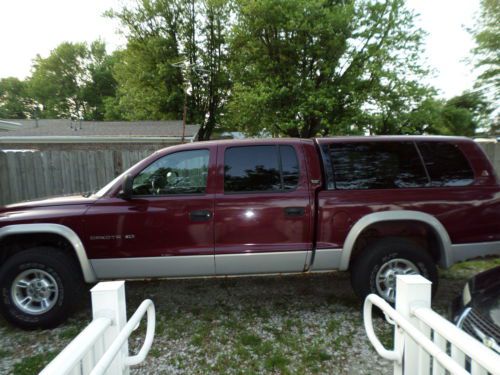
[{"x1": 0, "y1": 257, "x2": 498, "y2": 374}]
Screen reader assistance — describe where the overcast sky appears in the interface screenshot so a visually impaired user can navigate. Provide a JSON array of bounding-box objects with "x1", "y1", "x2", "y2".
[{"x1": 0, "y1": 0, "x2": 480, "y2": 99}]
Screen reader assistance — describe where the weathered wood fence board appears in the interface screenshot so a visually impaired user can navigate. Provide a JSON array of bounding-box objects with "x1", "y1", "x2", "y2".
[
  {"x1": 479, "y1": 141, "x2": 500, "y2": 173},
  {"x1": 0, "y1": 142, "x2": 498, "y2": 206},
  {"x1": 0, "y1": 149, "x2": 154, "y2": 205}
]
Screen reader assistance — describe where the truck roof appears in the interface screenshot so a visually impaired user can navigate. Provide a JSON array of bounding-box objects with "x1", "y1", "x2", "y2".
[
  {"x1": 156, "y1": 135, "x2": 472, "y2": 154},
  {"x1": 314, "y1": 135, "x2": 471, "y2": 144}
]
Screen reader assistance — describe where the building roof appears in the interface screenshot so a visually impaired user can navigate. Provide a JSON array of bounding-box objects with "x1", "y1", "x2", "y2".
[
  {"x1": 0, "y1": 120, "x2": 22, "y2": 131},
  {"x1": 0, "y1": 119, "x2": 199, "y2": 138}
]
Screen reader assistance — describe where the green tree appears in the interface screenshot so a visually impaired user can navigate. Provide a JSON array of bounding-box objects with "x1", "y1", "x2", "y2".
[
  {"x1": 402, "y1": 91, "x2": 492, "y2": 136},
  {"x1": 362, "y1": 83, "x2": 436, "y2": 136},
  {"x1": 439, "y1": 92, "x2": 492, "y2": 136},
  {"x1": 106, "y1": 1, "x2": 185, "y2": 121},
  {"x1": 81, "y1": 41, "x2": 119, "y2": 120},
  {"x1": 30, "y1": 42, "x2": 88, "y2": 118},
  {"x1": 107, "y1": 0, "x2": 232, "y2": 139},
  {"x1": 29, "y1": 41, "x2": 117, "y2": 120},
  {"x1": 225, "y1": 0, "x2": 431, "y2": 137},
  {"x1": 0, "y1": 77, "x2": 32, "y2": 119},
  {"x1": 196, "y1": 0, "x2": 232, "y2": 139},
  {"x1": 472, "y1": 0, "x2": 499, "y2": 96}
]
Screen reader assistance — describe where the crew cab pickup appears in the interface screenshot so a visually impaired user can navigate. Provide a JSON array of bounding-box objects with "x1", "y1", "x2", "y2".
[{"x1": 1, "y1": 136, "x2": 499, "y2": 328}]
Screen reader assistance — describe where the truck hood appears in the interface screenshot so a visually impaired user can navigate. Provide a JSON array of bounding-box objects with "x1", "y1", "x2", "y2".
[
  {"x1": 3, "y1": 195, "x2": 97, "y2": 210},
  {"x1": 0, "y1": 195, "x2": 97, "y2": 223}
]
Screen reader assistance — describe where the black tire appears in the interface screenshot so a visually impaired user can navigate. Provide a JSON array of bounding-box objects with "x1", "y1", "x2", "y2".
[
  {"x1": 0, "y1": 247, "x2": 83, "y2": 329},
  {"x1": 350, "y1": 237, "x2": 438, "y2": 303}
]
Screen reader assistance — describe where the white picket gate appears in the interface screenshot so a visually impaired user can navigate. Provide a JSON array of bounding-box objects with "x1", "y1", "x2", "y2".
[
  {"x1": 40, "y1": 281, "x2": 155, "y2": 375},
  {"x1": 364, "y1": 275, "x2": 500, "y2": 375}
]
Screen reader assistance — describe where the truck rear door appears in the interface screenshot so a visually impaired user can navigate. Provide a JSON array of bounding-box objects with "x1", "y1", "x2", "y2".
[{"x1": 213, "y1": 141, "x2": 313, "y2": 275}]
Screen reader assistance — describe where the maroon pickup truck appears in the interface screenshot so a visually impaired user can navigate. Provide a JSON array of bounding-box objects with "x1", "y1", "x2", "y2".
[{"x1": 1, "y1": 136, "x2": 499, "y2": 328}]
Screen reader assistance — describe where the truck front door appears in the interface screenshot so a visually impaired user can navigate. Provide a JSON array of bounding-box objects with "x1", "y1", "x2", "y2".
[
  {"x1": 85, "y1": 147, "x2": 216, "y2": 279},
  {"x1": 214, "y1": 143, "x2": 313, "y2": 275}
]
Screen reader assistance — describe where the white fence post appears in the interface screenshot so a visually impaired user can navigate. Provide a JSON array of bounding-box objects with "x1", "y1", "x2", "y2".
[
  {"x1": 90, "y1": 281, "x2": 129, "y2": 375},
  {"x1": 395, "y1": 275, "x2": 432, "y2": 375}
]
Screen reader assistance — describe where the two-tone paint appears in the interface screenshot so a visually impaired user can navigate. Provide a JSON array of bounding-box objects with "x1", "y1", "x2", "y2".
[{"x1": 0, "y1": 136, "x2": 499, "y2": 283}]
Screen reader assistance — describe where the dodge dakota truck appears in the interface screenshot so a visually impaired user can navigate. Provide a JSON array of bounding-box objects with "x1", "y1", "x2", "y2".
[{"x1": 1, "y1": 136, "x2": 499, "y2": 328}]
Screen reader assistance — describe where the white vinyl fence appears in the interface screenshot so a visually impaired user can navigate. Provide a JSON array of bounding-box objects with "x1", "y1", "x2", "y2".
[
  {"x1": 364, "y1": 275, "x2": 500, "y2": 375},
  {"x1": 40, "y1": 281, "x2": 155, "y2": 375}
]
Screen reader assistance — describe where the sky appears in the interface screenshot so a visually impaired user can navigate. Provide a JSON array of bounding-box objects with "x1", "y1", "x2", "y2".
[{"x1": 0, "y1": 0, "x2": 481, "y2": 100}]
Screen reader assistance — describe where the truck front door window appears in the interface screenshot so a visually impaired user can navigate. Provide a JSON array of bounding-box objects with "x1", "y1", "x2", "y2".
[{"x1": 133, "y1": 149, "x2": 209, "y2": 195}]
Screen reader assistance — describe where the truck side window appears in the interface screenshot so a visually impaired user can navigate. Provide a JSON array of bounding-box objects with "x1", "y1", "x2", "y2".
[
  {"x1": 280, "y1": 145, "x2": 300, "y2": 190},
  {"x1": 417, "y1": 142, "x2": 474, "y2": 186},
  {"x1": 327, "y1": 142, "x2": 428, "y2": 190},
  {"x1": 132, "y1": 149, "x2": 209, "y2": 195},
  {"x1": 224, "y1": 145, "x2": 300, "y2": 193}
]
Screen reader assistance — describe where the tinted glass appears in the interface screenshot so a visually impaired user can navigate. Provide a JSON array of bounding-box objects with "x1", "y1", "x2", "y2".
[
  {"x1": 224, "y1": 145, "x2": 300, "y2": 192},
  {"x1": 280, "y1": 145, "x2": 300, "y2": 190},
  {"x1": 417, "y1": 142, "x2": 474, "y2": 186},
  {"x1": 224, "y1": 146, "x2": 281, "y2": 192},
  {"x1": 327, "y1": 142, "x2": 429, "y2": 190},
  {"x1": 133, "y1": 149, "x2": 209, "y2": 195}
]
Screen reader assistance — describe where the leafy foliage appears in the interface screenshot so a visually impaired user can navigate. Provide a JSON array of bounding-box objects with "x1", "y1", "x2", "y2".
[
  {"x1": 1, "y1": 0, "x2": 497, "y2": 138},
  {"x1": 421, "y1": 92, "x2": 493, "y2": 136},
  {"x1": 0, "y1": 77, "x2": 33, "y2": 119},
  {"x1": 29, "y1": 41, "x2": 117, "y2": 120},
  {"x1": 105, "y1": 1, "x2": 185, "y2": 121},
  {"x1": 472, "y1": 0, "x2": 500, "y2": 95},
  {"x1": 225, "y1": 0, "x2": 433, "y2": 137},
  {"x1": 107, "y1": 0, "x2": 232, "y2": 139},
  {"x1": 81, "y1": 42, "x2": 119, "y2": 120}
]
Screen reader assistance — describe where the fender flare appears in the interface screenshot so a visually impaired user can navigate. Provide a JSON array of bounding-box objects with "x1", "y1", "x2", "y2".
[
  {"x1": 0, "y1": 223, "x2": 97, "y2": 283},
  {"x1": 339, "y1": 210, "x2": 452, "y2": 271}
]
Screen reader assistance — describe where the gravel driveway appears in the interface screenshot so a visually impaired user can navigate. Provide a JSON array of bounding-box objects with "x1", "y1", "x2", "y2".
[{"x1": 1, "y1": 258, "x2": 498, "y2": 375}]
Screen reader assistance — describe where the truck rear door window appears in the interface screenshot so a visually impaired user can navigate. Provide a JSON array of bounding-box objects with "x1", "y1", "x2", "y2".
[
  {"x1": 224, "y1": 145, "x2": 299, "y2": 193},
  {"x1": 325, "y1": 142, "x2": 428, "y2": 190},
  {"x1": 280, "y1": 145, "x2": 300, "y2": 190},
  {"x1": 417, "y1": 142, "x2": 474, "y2": 186}
]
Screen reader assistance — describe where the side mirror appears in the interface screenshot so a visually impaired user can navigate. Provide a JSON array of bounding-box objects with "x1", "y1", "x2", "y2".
[{"x1": 119, "y1": 174, "x2": 133, "y2": 200}]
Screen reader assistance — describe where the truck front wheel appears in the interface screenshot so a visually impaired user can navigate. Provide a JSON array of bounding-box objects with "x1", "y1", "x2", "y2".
[
  {"x1": 350, "y1": 238, "x2": 438, "y2": 303},
  {"x1": 0, "y1": 247, "x2": 83, "y2": 329}
]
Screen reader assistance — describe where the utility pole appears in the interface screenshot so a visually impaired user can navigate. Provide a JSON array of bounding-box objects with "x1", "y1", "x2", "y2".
[
  {"x1": 34, "y1": 104, "x2": 40, "y2": 128},
  {"x1": 182, "y1": 90, "x2": 187, "y2": 143},
  {"x1": 171, "y1": 60, "x2": 208, "y2": 143}
]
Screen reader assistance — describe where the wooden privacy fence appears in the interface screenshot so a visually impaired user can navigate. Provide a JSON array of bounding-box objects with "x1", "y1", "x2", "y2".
[
  {"x1": 478, "y1": 140, "x2": 500, "y2": 175},
  {"x1": 0, "y1": 149, "x2": 155, "y2": 205}
]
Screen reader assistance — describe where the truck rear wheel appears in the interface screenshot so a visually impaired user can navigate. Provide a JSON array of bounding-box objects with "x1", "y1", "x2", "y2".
[
  {"x1": 350, "y1": 237, "x2": 438, "y2": 303},
  {"x1": 0, "y1": 247, "x2": 83, "y2": 329}
]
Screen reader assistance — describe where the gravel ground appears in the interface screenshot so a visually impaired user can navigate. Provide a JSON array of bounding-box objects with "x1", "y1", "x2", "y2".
[{"x1": 0, "y1": 258, "x2": 498, "y2": 375}]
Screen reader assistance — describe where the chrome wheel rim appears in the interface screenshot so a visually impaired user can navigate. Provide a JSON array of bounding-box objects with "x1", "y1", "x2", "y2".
[
  {"x1": 11, "y1": 269, "x2": 59, "y2": 315},
  {"x1": 375, "y1": 258, "x2": 419, "y2": 303}
]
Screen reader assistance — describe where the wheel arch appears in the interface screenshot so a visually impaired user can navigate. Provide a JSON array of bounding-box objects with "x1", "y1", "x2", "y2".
[
  {"x1": 0, "y1": 224, "x2": 97, "y2": 283},
  {"x1": 339, "y1": 211, "x2": 452, "y2": 271}
]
